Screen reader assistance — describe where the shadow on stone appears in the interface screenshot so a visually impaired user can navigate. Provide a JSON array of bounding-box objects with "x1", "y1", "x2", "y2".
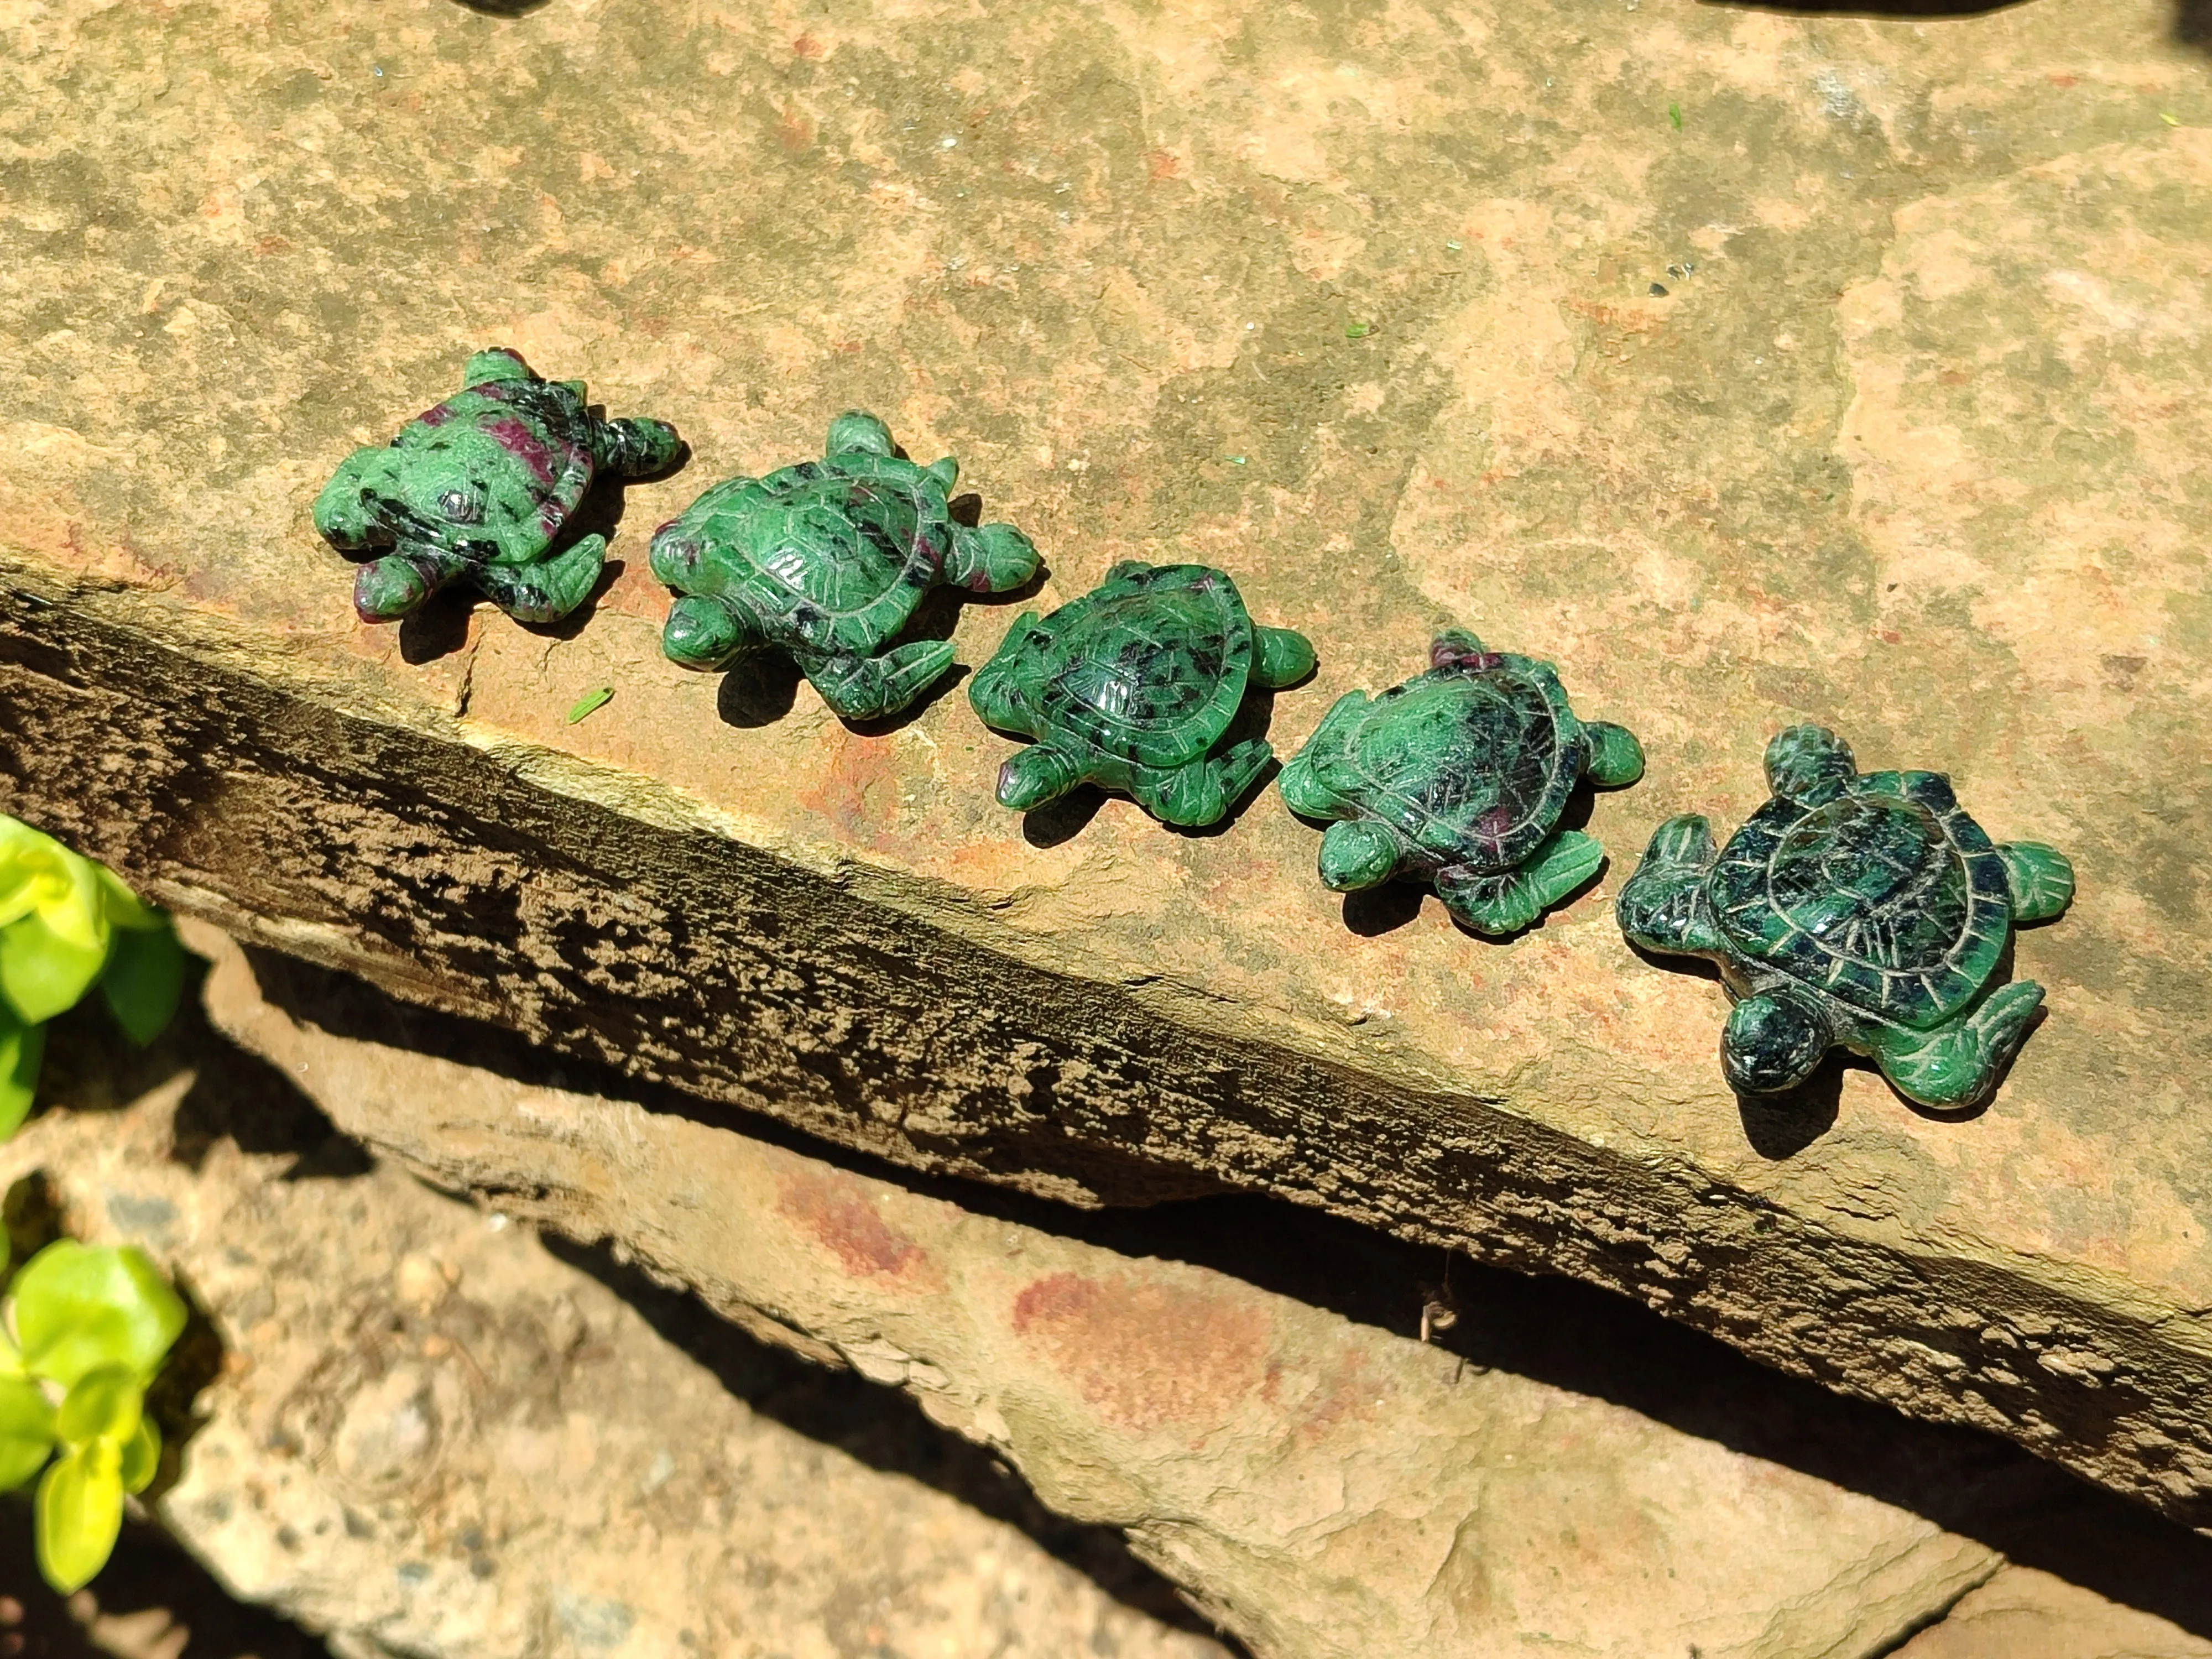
[
  {"x1": 1022, "y1": 781, "x2": 1109, "y2": 846},
  {"x1": 538, "y1": 1233, "x2": 1245, "y2": 1651},
  {"x1": 1341, "y1": 879, "x2": 1426, "y2": 937},
  {"x1": 714, "y1": 653, "x2": 805, "y2": 727},
  {"x1": 2184, "y1": 0, "x2": 2212, "y2": 46},
  {"x1": 0, "y1": 1494, "x2": 332, "y2": 1658},
  {"x1": 36, "y1": 963, "x2": 372, "y2": 1182},
  {"x1": 397, "y1": 587, "x2": 474, "y2": 665},
  {"x1": 1067, "y1": 1194, "x2": 2212, "y2": 1644},
  {"x1": 1736, "y1": 1059, "x2": 1843, "y2": 1157},
  {"x1": 60, "y1": 962, "x2": 1239, "y2": 1643},
  {"x1": 229, "y1": 945, "x2": 2212, "y2": 1636}
]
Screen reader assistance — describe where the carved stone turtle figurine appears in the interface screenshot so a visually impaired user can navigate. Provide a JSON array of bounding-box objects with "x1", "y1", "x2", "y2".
[
  {"x1": 1616, "y1": 723, "x2": 2074, "y2": 1108},
  {"x1": 968, "y1": 561, "x2": 1316, "y2": 827},
  {"x1": 1278, "y1": 630, "x2": 1644, "y2": 935},
  {"x1": 314, "y1": 347, "x2": 680, "y2": 625},
  {"x1": 649, "y1": 413, "x2": 1040, "y2": 722}
]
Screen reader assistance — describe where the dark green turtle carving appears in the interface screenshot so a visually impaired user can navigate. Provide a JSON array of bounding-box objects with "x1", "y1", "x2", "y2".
[
  {"x1": 649, "y1": 413, "x2": 1039, "y2": 721},
  {"x1": 314, "y1": 347, "x2": 680, "y2": 625},
  {"x1": 1617, "y1": 724, "x2": 2075, "y2": 1108},
  {"x1": 968, "y1": 561, "x2": 1316, "y2": 828},
  {"x1": 1278, "y1": 630, "x2": 1644, "y2": 935}
]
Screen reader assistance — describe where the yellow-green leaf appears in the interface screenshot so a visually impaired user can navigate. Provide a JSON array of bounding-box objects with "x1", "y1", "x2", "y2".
[
  {"x1": 100, "y1": 921, "x2": 186, "y2": 1046},
  {"x1": 0, "y1": 1374, "x2": 55, "y2": 1490},
  {"x1": 119, "y1": 1416, "x2": 159, "y2": 1495},
  {"x1": 566, "y1": 686, "x2": 615, "y2": 724},
  {"x1": 13, "y1": 1242, "x2": 187, "y2": 1387},
  {"x1": 20, "y1": 836, "x2": 107, "y2": 954},
  {"x1": 96, "y1": 865, "x2": 159, "y2": 932},
  {"x1": 0, "y1": 817, "x2": 54, "y2": 929},
  {"x1": 36, "y1": 1442, "x2": 124, "y2": 1593},
  {"x1": 56, "y1": 1366, "x2": 143, "y2": 1452},
  {"x1": 0, "y1": 911, "x2": 108, "y2": 1026},
  {"x1": 0, "y1": 1005, "x2": 41, "y2": 1143}
]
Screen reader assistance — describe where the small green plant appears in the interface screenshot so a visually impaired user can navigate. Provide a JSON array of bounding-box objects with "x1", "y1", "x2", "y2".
[
  {"x1": 0, "y1": 815, "x2": 185, "y2": 1140},
  {"x1": 0, "y1": 1238, "x2": 187, "y2": 1591}
]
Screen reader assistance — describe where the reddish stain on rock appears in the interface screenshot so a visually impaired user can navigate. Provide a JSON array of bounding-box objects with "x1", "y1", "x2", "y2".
[
  {"x1": 1011, "y1": 1269, "x2": 1273, "y2": 1437},
  {"x1": 596, "y1": 555, "x2": 669, "y2": 622},
  {"x1": 797, "y1": 729, "x2": 908, "y2": 842},
  {"x1": 776, "y1": 1170, "x2": 924, "y2": 1280},
  {"x1": 1294, "y1": 1345, "x2": 1383, "y2": 1445}
]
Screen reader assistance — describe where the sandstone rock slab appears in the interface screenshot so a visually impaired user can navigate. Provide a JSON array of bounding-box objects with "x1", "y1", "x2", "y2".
[
  {"x1": 2, "y1": 1029, "x2": 1224, "y2": 1658},
  {"x1": 1893, "y1": 1567, "x2": 2212, "y2": 1659},
  {"x1": 3, "y1": 0, "x2": 2210, "y2": 1526},
  {"x1": 185, "y1": 923, "x2": 2035, "y2": 1659}
]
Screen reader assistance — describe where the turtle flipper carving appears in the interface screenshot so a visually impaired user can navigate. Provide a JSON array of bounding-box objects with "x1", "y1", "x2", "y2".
[
  {"x1": 1873, "y1": 980, "x2": 2047, "y2": 1108},
  {"x1": 476, "y1": 534, "x2": 611, "y2": 625},
  {"x1": 1436, "y1": 830, "x2": 1605, "y2": 936},
  {"x1": 1619, "y1": 723, "x2": 2074, "y2": 1112},
  {"x1": 1129, "y1": 738, "x2": 1274, "y2": 828},
  {"x1": 1252, "y1": 625, "x2": 1318, "y2": 689},
  {"x1": 805, "y1": 640, "x2": 960, "y2": 723},
  {"x1": 1583, "y1": 721, "x2": 1646, "y2": 789},
  {"x1": 1999, "y1": 842, "x2": 2075, "y2": 922},
  {"x1": 948, "y1": 523, "x2": 1044, "y2": 593},
  {"x1": 1617, "y1": 815, "x2": 1725, "y2": 957}
]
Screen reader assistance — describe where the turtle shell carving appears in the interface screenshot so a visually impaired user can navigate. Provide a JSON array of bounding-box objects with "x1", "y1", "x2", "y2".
[
  {"x1": 1708, "y1": 774, "x2": 2011, "y2": 1030},
  {"x1": 969, "y1": 561, "x2": 1316, "y2": 828},
  {"x1": 1278, "y1": 631, "x2": 1644, "y2": 935},
  {"x1": 313, "y1": 347, "x2": 680, "y2": 625},
  {"x1": 650, "y1": 411, "x2": 1039, "y2": 722},
  {"x1": 1616, "y1": 723, "x2": 2075, "y2": 1108}
]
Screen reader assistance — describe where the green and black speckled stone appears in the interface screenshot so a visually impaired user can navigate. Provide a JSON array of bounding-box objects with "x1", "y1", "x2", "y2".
[
  {"x1": 650, "y1": 413, "x2": 1039, "y2": 723},
  {"x1": 1278, "y1": 631, "x2": 1644, "y2": 936},
  {"x1": 1618, "y1": 724, "x2": 2074, "y2": 1109},
  {"x1": 969, "y1": 561, "x2": 1316, "y2": 830},
  {"x1": 314, "y1": 347, "x2": 680, "y2": 626}
]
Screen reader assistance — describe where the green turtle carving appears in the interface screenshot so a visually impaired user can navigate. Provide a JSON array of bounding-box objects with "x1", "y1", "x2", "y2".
[
  {"x1": 1279, "y1": 630, "x2": 1644, "y2": 934},
  {"x1": 968, "y1": 561, "x2": 1316, "y2": 827},
  {"x1": 1616, "y1": 724, "x2": 2074, "y2": 1108},
  {"x1": 314, "y1": 347, "x2": 680, "y2": 624},
  {"x1": 649, "y1": 413, "x2": 1040, "y2": 721}
]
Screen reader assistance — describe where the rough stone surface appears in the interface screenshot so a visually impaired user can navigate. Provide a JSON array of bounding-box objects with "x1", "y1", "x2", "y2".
[
  {"x1": 1892, "y1": 1568, "x2": 2212, "y2": 1659},
  {"x1": 175, "y1": 921, "x2": 2091, "y2": 1659},
  {"x1": 2, "y1": 1021, "x2": 1224, "y2": 1657},
  {"x1": 3, "y1": 0, "x2": 2211, "y2": 1526}
]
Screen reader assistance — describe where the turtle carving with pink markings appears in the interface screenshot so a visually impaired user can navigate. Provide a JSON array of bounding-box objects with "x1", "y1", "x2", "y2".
[
  {"x1": 1279, "y1": 630, "x2": 1645, "y2": 935},
  {"x1": 313, "y1": 347, "x2": 680, "y2": 625}
]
